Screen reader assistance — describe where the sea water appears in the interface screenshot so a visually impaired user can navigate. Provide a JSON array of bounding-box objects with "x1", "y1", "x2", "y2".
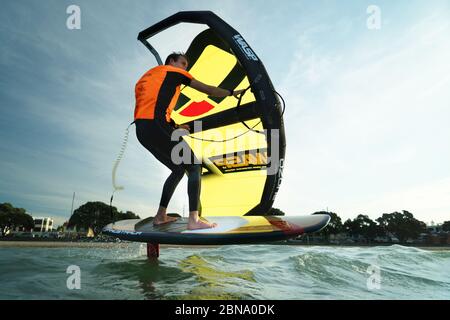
[{"x1": 0, "y1": 244, "x2": 449, "y2": 300}]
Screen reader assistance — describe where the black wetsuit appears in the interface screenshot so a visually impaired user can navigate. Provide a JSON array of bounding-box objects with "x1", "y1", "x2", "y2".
[
  {"x1": 135, "y1": 119, "x2": 201, "y2": 211},
  {"x1": 134, "y1": 65, "x2": 201, "y2": 212}
]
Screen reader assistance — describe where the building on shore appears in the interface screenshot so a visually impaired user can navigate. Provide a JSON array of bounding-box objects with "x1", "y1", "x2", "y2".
[
  {"x1": 33, "y1": 217, "x2": 54, "y2": 232},
  {"x1": 58, "y1": 222, "x2": 94, "y2": 239}
]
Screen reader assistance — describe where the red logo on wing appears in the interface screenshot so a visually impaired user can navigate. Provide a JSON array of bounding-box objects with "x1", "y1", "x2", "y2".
[{"x1": 180, "y1": 101, "x2": 214, "y2": 117}]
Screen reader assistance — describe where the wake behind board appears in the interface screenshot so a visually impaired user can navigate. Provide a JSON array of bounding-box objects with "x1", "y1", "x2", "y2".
[{"x1": 102, "y1": 215, "x2": 330, "y2": 245}]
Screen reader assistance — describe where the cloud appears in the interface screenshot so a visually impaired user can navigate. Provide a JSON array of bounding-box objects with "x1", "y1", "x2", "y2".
[
  {"x1": 274, "y1": 8, "x2": 450, "y2": 223},
  {"x1": 1, "y1": 1, "x2": 449, "y2": 225}
]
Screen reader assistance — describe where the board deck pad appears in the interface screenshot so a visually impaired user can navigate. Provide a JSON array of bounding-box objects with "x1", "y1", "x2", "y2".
[{"x1": 103, "y1": 214, "x2": 330, "y2": 245}]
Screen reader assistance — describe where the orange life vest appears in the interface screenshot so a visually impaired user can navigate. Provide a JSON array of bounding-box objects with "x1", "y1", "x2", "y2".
[{"x1": 134, "y1": 65, "x2": 193, "y2": 122}]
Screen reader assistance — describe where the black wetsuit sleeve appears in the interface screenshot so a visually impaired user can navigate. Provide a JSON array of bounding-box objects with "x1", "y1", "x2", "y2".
[
  {"x1": 179, "y1": 73, "x2": 192, "y2": 86},
  {"x1": 154, "y1": 71, "x2": 192, "y2": 122}
]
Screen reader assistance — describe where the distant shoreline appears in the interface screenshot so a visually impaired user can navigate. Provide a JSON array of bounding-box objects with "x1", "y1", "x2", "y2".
[
  {"x1": 0, "y1": 240, "x2": 222, "y2": 249},
  {"x1": 0, "y1": 240, "x2": 449, "y2": 250},
  {"x1": 0, "y1": 241, "x2": 132, "y2": 248}
]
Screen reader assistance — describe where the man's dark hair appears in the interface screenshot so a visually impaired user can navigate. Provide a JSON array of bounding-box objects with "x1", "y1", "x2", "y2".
[{"x1": 165, "y1": 52, "x2": 189, "y2": 65}]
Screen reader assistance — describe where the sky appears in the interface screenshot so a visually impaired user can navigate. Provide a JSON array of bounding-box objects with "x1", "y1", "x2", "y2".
[{"x1": 1, "y1": 0, "x2": 449, "y2": 227}]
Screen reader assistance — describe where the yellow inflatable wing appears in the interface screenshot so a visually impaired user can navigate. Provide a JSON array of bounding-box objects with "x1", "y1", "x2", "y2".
[{"x1": 138, "y1": 11, "x2": 286, "y2": 217}]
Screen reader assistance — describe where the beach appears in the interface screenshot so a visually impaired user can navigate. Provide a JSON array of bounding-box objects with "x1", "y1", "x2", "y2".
[
  {"x1": 1, "y1": 240, "x2": 449, "y2": 251},
  {"x1": 0, "y1": 241, "x2": 222, "y2": 249}
]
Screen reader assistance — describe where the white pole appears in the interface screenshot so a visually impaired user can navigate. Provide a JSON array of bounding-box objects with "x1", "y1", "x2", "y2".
[{"x1": 70, "y1": 192, "x2": 75, "y2": 217}]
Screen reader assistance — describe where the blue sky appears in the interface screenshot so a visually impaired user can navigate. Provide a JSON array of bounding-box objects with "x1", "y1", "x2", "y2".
[{"x1": 1, "y1": 0, "x2": 449, "y2": 227}]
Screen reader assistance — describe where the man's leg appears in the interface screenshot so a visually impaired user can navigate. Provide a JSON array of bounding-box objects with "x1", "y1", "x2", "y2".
[
  {"x1": 153, "y1": 168, "x2": 184, "y2": 225},
  {"x1": 185, "y1": 164, "x2": 217, "y2": 230}
]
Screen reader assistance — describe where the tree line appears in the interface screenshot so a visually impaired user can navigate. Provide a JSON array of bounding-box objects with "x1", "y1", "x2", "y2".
[
  {"x1": 0, "y1": 201, "x2": 139, "y2": 236},
  {"x1": 66, "y1": 201, "x2": 140, "y2": 235},
  {"x1": 313, "y1": 210, "x2": 450, "y2": 243},
  {"x1": 0, "y1": 203, "x2": 34, "y2": 236},
  {"x1": 1, "y1": 202, "x2": 449, "y2": 240}
]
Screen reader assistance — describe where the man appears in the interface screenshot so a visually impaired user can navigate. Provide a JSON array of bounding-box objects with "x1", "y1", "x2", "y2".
[{"x1": 134, "y1": 52, "x2": 244, "y2": 230}]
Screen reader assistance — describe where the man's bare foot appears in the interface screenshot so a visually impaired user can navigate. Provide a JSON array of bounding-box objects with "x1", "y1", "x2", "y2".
[
  {"x1": 153, "y1": 214, "x2": 178, "y2": 226},
  {"x1": 187, "y1": 218, "x2": 217, "y2": 230}
]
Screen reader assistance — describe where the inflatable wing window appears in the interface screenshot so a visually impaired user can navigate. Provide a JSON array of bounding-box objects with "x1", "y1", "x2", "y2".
[{"x1": 138, "y1": 11, "x2": 286, "y2": 216}]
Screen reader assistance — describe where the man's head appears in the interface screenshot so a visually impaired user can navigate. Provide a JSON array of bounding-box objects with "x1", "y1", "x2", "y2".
[{"x1": 165, "y1": 52, "x2": 189, "y2": 70}]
